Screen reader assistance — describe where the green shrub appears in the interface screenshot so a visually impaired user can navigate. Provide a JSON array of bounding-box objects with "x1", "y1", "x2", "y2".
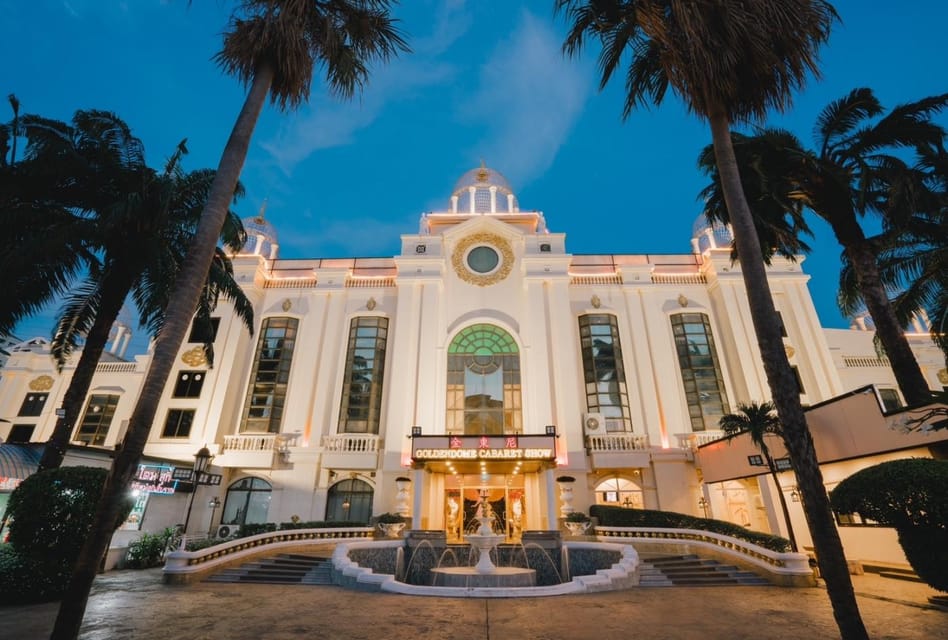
[
  {"x1": 589, "y1": 504, "x2": 791, "y2": 553},
  {"x1": 830, "y1": 458, "x2": 948, "y2": 592},
  {"x1": 565, "y1": 511, "x2": 589, "y2": 522},
  {"x1": 231, "y1": 520, "x2": 370, "y2": 539},
  {"x1": 0, "y1": 466, "x2": 133, "y2": 604},
  {"x1": 125, "y1": 528, "x2": 174, "y2": 569},
  {"x1": 375, "y1": 512, "x2": 405, "y2": 524}
]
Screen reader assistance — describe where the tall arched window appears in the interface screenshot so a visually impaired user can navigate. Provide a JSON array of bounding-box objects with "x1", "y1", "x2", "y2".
[
  {"x1": 326, "y1": 478, "x2": 374, "y2": 523},
  {"x1": 446, "y1": 324, "x2": 522, "y2": 434},
  {"x1": 338, "y1": 316, "x2": 389, "y2": 434},
  {"x1": 670, "y1": 313, "x2": 730, "y2": 431},
  {"x1": 241, "y1": 317, "x2": 298, "y2": 433},
  {"x1": 579, "y1": 314, "x2": 632, "y2": 431},
  {"x1": 221, "y1": 477, "x2": 272, "y2": 526}
]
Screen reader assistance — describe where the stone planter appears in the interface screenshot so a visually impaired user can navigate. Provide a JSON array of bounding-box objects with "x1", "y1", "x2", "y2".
[
  {"x1": 564, "y1": 521, "x2": 590, "y2": 536},
  {"x1": 557, "y1": 478, "x2": 576, "y2": 517},
  {"x1": 378, "y1": 522, "x2": 406, "y2": 538}
]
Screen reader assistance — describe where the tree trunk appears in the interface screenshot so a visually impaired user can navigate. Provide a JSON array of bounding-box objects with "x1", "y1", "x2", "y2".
[
  {"x1": 763, "y1": 448, "x2": 798, "y2": 552},
  {"x1": 49, "y1": 64, "x2": 274, "y2": 640},
  {"x1": 38, "y1": 270, "x2": 136, "y2": 471},
  {"x1": 828, "y1": 216, "x2": 931, "y2": 405},
  {"x1": 710, "y1": 114, "x2": 868, "y2": 640}
]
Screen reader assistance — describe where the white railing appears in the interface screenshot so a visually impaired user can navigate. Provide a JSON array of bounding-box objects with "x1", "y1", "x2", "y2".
[
  {"x1": 569, "y1": 274, "x2": 623, "y2": 285},
  {"x1": 651, "y1": 273, "x2": 707, "y2": 285},
  {"x1": 586, "y1": 433, "x2": 650, "y2": 451},
  {"x1": 321, "y1": 434, "x2": 381, "y2": 453},
  {"x1": 346, "y1": 276, "x2": 397, "y2": 288},
  {"x1": 843, "y1": 355, "x2": 891, "y2": 368},
  {"x1": 675, "y1": 431, "x2": 727, "y2": 450},
  {"x1": 263, "y1": 278, "x2": 318, "y2": 289},
  {"x1": 95, "y1": 362, "x2": 137, "y2": 373},
  {"x1": 223, "y1": 432, "x2": 300, "y2": 452}
]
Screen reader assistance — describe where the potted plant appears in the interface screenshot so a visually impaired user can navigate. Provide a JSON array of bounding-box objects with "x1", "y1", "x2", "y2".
[
  {"x1": 564, "y1": 511, "x2": 590, "y2": 536},
  {"x1": 376, "y1": 512, "x2": 406, "y2": 538}
]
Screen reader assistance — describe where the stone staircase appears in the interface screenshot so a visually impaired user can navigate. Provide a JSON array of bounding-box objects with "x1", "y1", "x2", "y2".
[
  {"x1": 638, "y1": 554, "x2": 771, "y2": 587},
  {"x1": 205, "y1": 553, "x2": 333, "y2": 585}
]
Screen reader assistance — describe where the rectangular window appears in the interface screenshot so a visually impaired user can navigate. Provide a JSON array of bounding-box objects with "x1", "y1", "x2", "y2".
[
  {"x1": 74, "y1": 394, "x2": 120, "y2": 446},
  {"x1": 241, "y1": 317, "x2": 299, "y2": 433},
  {"x1": 18, "y1": 393, "x2": 48, "y2": 417},
  {"x1": 877, "y1": 388, "x2": 903, "y2": 412},
  {"x1": 162, "y1": 409, "x2": 195, "y2": 438},
  {"x1": 791, "y1": 366, "x2": 806, "y2": 395},
  {"x1": 188, "y1": 317, "x2": 221, "y2": 344},
  {"x1": 173, "y1": 371, "x2": 206, "y2": 398},
  {"x1": 339, "y1": 317, "x2": 389, "y2": 434},
  {"x1": 671, "y1": 313, "x2": 730, "y2": 431},
  {"x1": 7, "y1": 424, "x2": 35, "y2": 443},
  {"x1": 578, "y1": 314, "x2": 632, "y2": 431}
]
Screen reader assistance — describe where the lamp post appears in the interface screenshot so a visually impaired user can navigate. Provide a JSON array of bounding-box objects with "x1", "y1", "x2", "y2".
[
  {"x1": 207, "y1": 497, "x2": 222, "y2": 536},
  {"x1": 183, "y1": 446, "x2": 213, "y2": 532}
]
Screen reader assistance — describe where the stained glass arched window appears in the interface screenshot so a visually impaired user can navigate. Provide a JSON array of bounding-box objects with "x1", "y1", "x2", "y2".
[{"x1": 446, "y1": 324, "x2": 522, "y2": 434}]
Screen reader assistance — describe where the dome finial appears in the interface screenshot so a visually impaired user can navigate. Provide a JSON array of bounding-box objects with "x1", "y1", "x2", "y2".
[
  {"x1": 476, "y1": 160, "x2": 489, "y2": 183},
  {"x1": 255, "y1": 198, "x2": 268, "y2": 223}
]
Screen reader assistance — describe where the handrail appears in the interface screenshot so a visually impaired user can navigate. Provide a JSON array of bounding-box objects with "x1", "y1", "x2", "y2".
[
  {"x1": 594, "y1": 526, "x2": 811, "y2": 575},
  {"x1": 163, "y1": 527, "x2": 374, "y2": 578}
]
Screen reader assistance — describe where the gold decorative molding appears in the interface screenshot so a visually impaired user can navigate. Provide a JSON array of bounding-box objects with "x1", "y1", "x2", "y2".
[
  {"x1": 591, "y1": 295, "x2": 601, "y2": 309},
  {"x1": 282, "y1": 299, "x2": 292, "y2": 312},
  {"x1": 181, "y1": 346, "x2": 208, "y2": 367},
  {"x1": 29, "y1": 375, "x2": 54, "y2": 391},
  {"x1": 677, "y1": 294, "x2": 689, "y2": 307},
  {"x1": 785, "y1": 345, "x2": 795, "y2": 359},
  {"x1": 367, "y1": 297, "x2": 377, "y2": 311},
  {"x1": 938, "y1": 368, "x2": 948, "y2": 385},
  {"x1": 451, "y1": 232, "x2": 514, "y2": 287}
]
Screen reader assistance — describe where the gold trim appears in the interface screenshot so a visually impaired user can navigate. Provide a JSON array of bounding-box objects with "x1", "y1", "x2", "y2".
[
  {"x1": 181, "y1": 346, "x2": 208, "y2": 367},
  {"x1": 785, "y1": 345, "x2": 795, "y2": 359},
  {"x1": 29, "y1": 375, "x2": 54, "y2": 391},
  {"x1": 938, "y1": 368, "x2": 948, "y2": 385},
  {"x1": 452, "y1": 233, "x2": 514, "y2": 287}
]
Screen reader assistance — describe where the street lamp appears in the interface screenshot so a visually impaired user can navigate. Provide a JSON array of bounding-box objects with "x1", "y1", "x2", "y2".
[
  {"x1": 183, "y1": 446, "x2": 214, "y2": 532},
  {"x1": 207, "y1": 497, "x2": 222, "y2": 536}
]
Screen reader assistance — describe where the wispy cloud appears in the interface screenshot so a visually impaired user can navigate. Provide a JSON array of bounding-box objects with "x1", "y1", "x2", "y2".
[
  {"x1": 260, "y1": 2, "x2": 471, "y2": 175},
  {"x1": 459, "y1": 10, "x2": 590, "y2": 188},
  {"x1": 277, "y1": 213, "x2": 416, "y2": 257}
]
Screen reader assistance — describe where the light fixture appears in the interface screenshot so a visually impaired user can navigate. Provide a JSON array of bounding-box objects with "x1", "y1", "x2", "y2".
[
  {"x1": 545, "y1": 425, "x2": 556, "y2": 436},
  {"x1": 411, "y1": 426, "x2": 422, "y2": 436},
  {"x1": 790, "y1": 487, "x2": 801, "y2": 502},
  {"x1": 183, "y1": 446, "x2": 214, "y2": 532}
]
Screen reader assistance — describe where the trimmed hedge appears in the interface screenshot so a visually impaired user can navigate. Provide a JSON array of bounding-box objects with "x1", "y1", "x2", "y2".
[
  {"x1": 830, "y1": 458, "x2": 948, "y2": 592},
  {"x1": 237, "y1": 520, "x2": 366, "y2": 538},
  {"x1": 589, "y1": 504, "x2": 792, "y2": 553}
]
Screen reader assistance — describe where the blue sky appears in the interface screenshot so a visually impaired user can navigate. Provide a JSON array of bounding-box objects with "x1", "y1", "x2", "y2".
[{"x1": 4, "y1": 1, "x2": 946, "y2": 355}]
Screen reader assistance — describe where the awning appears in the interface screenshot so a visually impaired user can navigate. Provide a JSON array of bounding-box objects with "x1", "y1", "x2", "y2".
[{"x1": 0, "y1": 444, "x2": 43, "y2": 486}]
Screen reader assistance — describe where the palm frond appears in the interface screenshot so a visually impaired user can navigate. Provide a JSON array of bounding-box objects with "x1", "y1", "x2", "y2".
[{"x1": 50, "y1": 280, "x2": 101, "y2": 369}]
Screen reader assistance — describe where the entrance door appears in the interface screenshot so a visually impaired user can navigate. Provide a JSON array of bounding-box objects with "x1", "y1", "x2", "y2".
[{"x1": 444, "y1": 473, "x2": 525, "y2": 542}]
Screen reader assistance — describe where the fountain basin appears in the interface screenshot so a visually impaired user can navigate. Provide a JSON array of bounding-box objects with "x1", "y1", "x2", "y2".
[{"x1": 432, "y1": 566, "x2": 536, "y2": 588}]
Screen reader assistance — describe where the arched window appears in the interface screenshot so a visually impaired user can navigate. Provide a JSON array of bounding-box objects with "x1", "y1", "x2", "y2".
[
  {"x1": 338, "y1": 317, "x2": 389, "y2": 434},
  {"x1": 446, "y1": 324, "x2": 522, "y2": 434},
  {"x1": 221, "y1": 477, "x2": 272, "y2": 526},
  {"x1": 241, "y1": 317, "x2": 299, "y2": 433},
  {"x1": 594, "y1": 475, "x2": 644, "y2": 509},
  {"x1": 578, "y1": 314, "x2": 632, "y2": 430},
  {"x1": 326, "y1": 478, "x2": 374, "y2": 523},
  {"x1": 670, "y1": 313, "x2": 730, "y2": 431}
]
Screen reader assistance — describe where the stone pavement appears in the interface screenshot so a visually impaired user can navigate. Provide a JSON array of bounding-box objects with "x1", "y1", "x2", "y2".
[{"x1": 2, "y1": 569, "x2": 945, "y2": 640}]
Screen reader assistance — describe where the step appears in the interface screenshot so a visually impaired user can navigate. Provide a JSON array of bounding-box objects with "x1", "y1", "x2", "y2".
[{"x1": 878, "y1": 571, "x2": 924, "y2": 583}]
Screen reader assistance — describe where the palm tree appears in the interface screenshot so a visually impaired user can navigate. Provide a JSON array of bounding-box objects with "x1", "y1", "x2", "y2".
[
  {"x1": 0, "y1": 110, "x2": 254, "y2": 472},
  {"x1": 719, "y1": 402, "x2": 798, "y2": 552},
  {"x1": 701, "y1": 89, "x2": 947, "y2": 405},
  {"x1": 555, "y1": 2, "x2": 869, "y2": 638},
  {"x1": 51, "y1": 3, "x2": 409, "y2": 638}
]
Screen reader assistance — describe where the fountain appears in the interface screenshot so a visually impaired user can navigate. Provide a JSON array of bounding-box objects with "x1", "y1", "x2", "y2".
[{"x1": 430, "y1": 493, "x2": 537, "y2": 587}]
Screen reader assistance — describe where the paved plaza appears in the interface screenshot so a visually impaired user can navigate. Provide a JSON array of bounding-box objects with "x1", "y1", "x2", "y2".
[{"x1": 3, "y1": 569, "x2": 946, "y2": 640}]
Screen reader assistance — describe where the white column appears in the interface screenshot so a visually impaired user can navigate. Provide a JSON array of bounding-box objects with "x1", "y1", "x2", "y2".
[
  {"x1": 489, "y1": 186, "x2": 497, "y2": 213},
  {"x1": 468, "y1": 186, "x2": 476, "y2": 214}
]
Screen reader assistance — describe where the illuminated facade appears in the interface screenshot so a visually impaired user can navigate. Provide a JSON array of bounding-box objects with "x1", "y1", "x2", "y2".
[{"x1": 1, "y1": 166, "x2": 944, "y2": 564}]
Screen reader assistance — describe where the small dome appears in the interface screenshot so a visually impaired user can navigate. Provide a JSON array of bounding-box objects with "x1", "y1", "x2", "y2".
[
  {"x1": 691, "y1": 213, "x2": 733, "y2": 253},
  {"x1": 241, "y1": 214, "x2": 278, "y2": 258},
  {"x1": 450, "y1": 165, "x2": 518, "y2": 214}
]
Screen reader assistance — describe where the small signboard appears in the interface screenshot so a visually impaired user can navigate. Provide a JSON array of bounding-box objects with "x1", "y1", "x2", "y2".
[
  {"x1": 198, "y1": 472, "x2": 223, "y2": 486},
  {"x1": 172, "y1": 468, "x2": 194, "y2": 481}
]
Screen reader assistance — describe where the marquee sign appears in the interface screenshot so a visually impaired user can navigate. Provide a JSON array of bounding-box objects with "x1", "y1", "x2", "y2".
[
  {"x1": 411, "y1": 434, "x2": 557, "y2": 463},
  {"x1": 130, "y1": 464, "x2": 178, "y2": 495}
]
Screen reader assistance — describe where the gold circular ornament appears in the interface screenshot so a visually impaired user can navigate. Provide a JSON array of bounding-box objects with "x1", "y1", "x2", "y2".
[
  {"x1": 785, "y1": 345, "x2": 795, "y2": 358},
  {"x1": 181, "y1": 346, "x2": 208, "y2": 367},
  {"x1": 282, "y1": 299, "x2": 292, "y2": 312},
  {"x1": 938, "y1": 368, "x2": 948, "y2": 384},
  {"x1": 452, "y1": 233, "x2": 514, "y2": 287},
  {"x1": 29, "y1": 375, "x2": 55, "y2": 391}
]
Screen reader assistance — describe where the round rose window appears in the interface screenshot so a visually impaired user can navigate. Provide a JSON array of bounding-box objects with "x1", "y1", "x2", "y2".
[{"x1": 466, "y1": 246, "x2": 499, "y2": 274}]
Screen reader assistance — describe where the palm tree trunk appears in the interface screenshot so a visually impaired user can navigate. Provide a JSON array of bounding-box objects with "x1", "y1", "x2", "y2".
[
  {"x1": 763, "y1": 448, "x2": 798, "y2": 552},
  {"x1": 49, "y1": 64, "x2": 275, "y2": 640},
  {"x1": 710, "y1": 114, "x2": 868, "y2": 640},
  {"x1": 830, "y1": 218, "x2": 931, "y2": 405},
  {"x1": 37, "y1": 272, "x2": 136, "y2": 471}
]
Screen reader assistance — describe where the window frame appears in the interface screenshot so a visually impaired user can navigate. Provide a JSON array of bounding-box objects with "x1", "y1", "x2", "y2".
[
  {"x1": 74, "y1": 394, "x2": 120, "y2": 446},
  {"x1": 162, "y1": 408, "x2": 196, "y2": 438},
  {"x1": 240, "y1": 317, "x2": 299, "y2": 433},
  {"x1": 173, "y1": 370, "x2": 206, "y2": 399},
  {"x1": 17, "y1": 392, "x2": 48, "y2": 417},
  {"x1": 670, "y1": 313, "x2": 730, "y2": 432},
  {"x1": 578, "y1": 314, "x2": 632, "y2": 431},
  {"x1": 338, "y1": 316, "x2": 389, "y2": 434}
]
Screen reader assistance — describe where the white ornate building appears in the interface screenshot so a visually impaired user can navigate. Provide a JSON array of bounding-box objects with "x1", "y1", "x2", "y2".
[{"x1": 1, "y1": 166, "x2": 945, "y2": 564}]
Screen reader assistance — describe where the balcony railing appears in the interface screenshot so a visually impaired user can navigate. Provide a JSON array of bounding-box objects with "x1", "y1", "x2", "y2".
[
  {"x1": 675, "y1": 431, "x2": 727, "y2": 450},
  {"x1": 586, "y1": 432, "x2": 650, "y2": 452},
  {"x1": 222, "y1": 432, "x2": 300, "y2": 453},
  {"x1": 321, "y1": 434, "x2": 381, "y2": 453}
]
